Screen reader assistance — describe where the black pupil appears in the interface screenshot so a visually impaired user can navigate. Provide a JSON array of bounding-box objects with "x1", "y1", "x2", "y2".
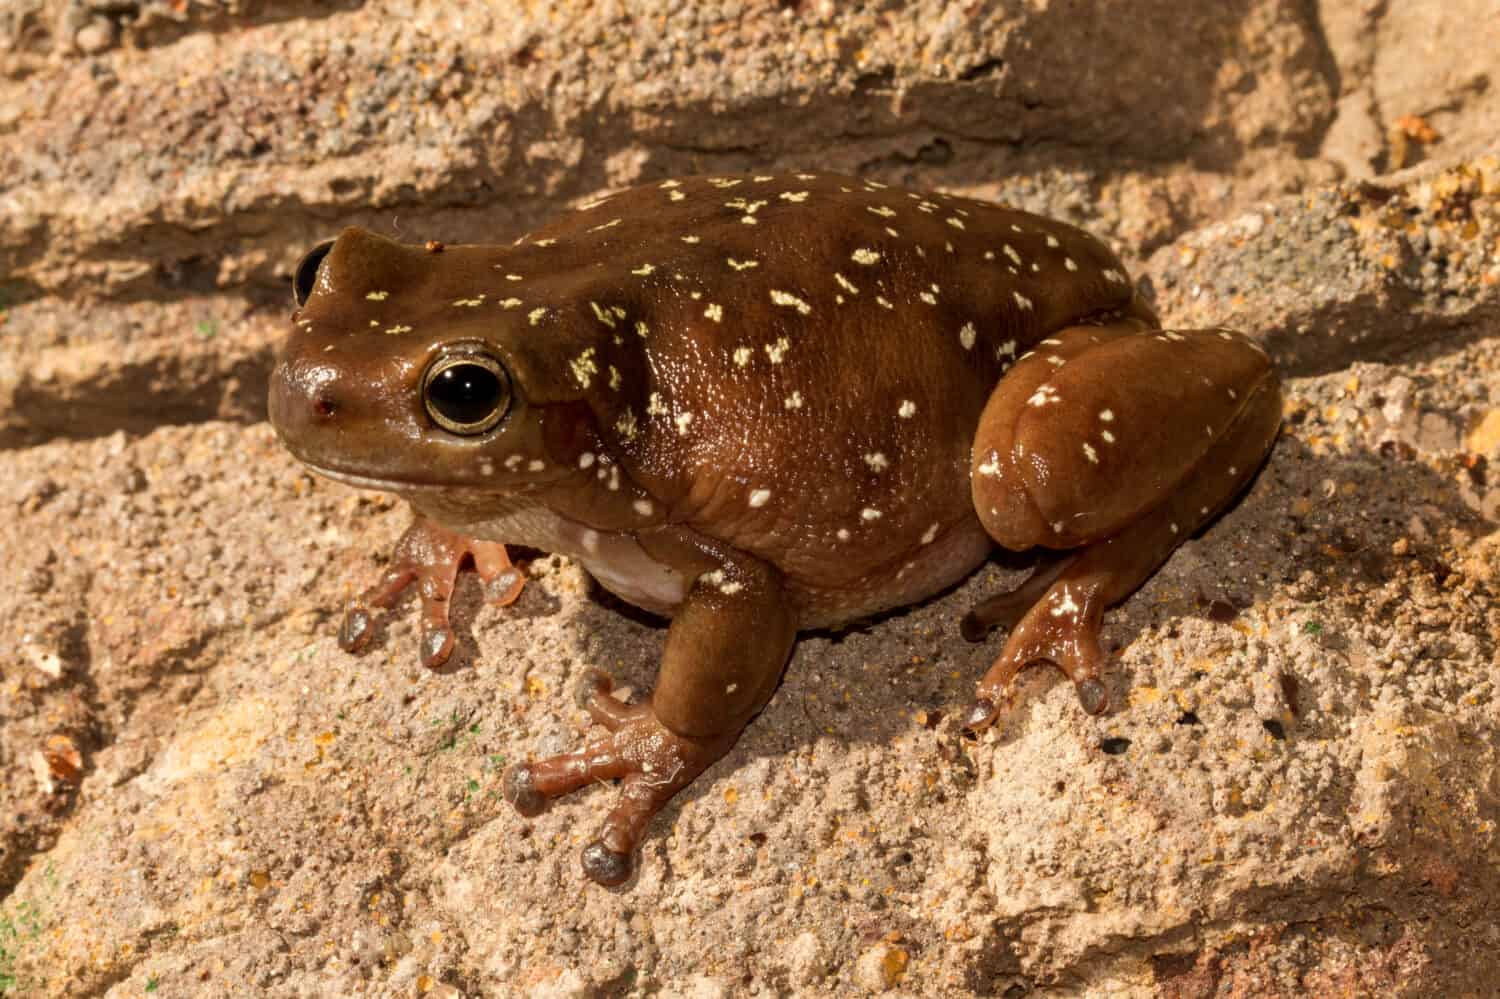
[{"x1": 429, "y1": 363, "x2": 502, "y2": 427}]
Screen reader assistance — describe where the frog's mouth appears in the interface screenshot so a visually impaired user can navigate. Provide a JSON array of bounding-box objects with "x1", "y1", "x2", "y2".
[{"x1": 290, "y1": 456, "x2": 571, "y2": 496}]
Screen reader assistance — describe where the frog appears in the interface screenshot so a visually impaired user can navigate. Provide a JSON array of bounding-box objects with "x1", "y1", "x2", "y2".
[{"x1": 268, "y1": 171, "x2": 1282, "y2": 886}]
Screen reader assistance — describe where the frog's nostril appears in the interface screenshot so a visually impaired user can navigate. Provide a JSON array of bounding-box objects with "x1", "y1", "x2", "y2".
[{"x1": 313, "y1": 395, "x2": 337, "y2": 419}]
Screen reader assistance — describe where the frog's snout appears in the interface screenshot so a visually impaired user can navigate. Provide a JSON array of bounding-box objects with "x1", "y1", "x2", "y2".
[{"x1": 268, "y1": 354, "x2": 344, "y2": 440}]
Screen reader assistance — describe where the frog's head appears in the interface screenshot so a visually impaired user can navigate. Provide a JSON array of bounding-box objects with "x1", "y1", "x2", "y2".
[{"x1": 269, "y1": 227, "x2": 598, "y2": 494}]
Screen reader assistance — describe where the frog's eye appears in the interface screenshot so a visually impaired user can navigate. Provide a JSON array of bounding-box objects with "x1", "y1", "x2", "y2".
[
  {"x1": 422, "y1": 351, "x2": 512, "y2": 436},
  {"x1": 293, "y1": 239, "x2": 335, "y2": 307}
]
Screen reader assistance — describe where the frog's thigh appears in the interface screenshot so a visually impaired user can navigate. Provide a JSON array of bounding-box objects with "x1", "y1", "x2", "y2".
[{"x1": 964, "y1": 324, "x2": 1281, "y2": 724}]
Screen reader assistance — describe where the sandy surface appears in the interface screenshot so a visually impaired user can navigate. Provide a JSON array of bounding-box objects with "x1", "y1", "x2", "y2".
[{"x1": 2, "y1": 2, "x2": 1497, "y2": 996}]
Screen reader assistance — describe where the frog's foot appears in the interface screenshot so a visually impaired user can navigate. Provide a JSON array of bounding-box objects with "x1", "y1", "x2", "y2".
[
  {"x1": 337, "y1": 515, "x2": 525, "y2": 668},
  {"x1": 505, "y1": 547, "x2": 797, "y2": 886},
  {"x1": 959, "y1": 552, "x2": 1076, "y2": 642},
  {"x1": 965, "y1": 321, "x2": 1283, "y2": 731},
  {"x1": 503, "y1": 710, "x2": 733, "y2": 887}
]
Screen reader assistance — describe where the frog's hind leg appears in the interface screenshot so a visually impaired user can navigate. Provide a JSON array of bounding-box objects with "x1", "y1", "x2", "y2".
[{"x1": 964, "y1": 323, "x2": 1281, "y2": 729}]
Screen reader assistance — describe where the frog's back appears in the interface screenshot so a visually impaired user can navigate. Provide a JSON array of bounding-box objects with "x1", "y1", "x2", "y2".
[{"x1": 504, "y1": 174, "x2": 1147, "y2": 616}]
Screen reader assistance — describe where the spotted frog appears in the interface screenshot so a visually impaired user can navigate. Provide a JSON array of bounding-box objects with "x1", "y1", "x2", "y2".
[{"x1": 269, "y1": 172, "x2": 1281, "y2": 886}]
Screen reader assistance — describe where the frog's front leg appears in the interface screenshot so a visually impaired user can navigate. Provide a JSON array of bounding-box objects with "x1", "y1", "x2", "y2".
[
  {"x1": 964, "y1": 322, "x2": 1282, "y2": 728},
  {"x1": 503, "y1": 550, "x2": 796, "y2": 887},
  {"x1": 337, "y1": 515, "x2": 526, "y2": 668}
]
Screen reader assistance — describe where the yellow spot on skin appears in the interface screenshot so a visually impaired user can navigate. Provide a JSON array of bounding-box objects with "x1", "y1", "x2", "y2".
[
  {"x1": 876, "y1": 296, "x2": 894, "y2": 309},
  {"x1": 647, "y1": 392, "x2": 668, "y2": 416},
  {"x1": 921, "y1": 523, "x2": 940, "y2": 544},
  {"x1": 635, "y1": 320, "x2": 650, "y2": 337},
  {"x1": 1083, "y1": 442, "x2": 1099, "y2": 464},
  {"x1": 919, "y1": 291, "x2": 937, "y2": 305},
  {"x1": 383, "y1": 324, "x2": 412, "y2": 334},
  {"x1": 499, "y1": 297, "x2": 522, "y2": 308},
  {"x1": 528, "y1": 459, "x2": 546, "y2": 473},
  {"x1": 765, "y1": 337, "x2": 791, "y2": 363},
  {"x1": 534, "y1": 238, "x2": 557, "y2": 247},
  {"x1": 867, "y1": 205, "x2": 897, "y2": 218},
  {"x1": 705, "y1": 303, "x2": 724, "y2": 322},
  {"x1": 1004, "y1": 245, "x2": 1022, "y2": 265},
  {"x1": 682, "y1": 235, "x2": 700, "y2": 244},
  {"x1": 569, "y1": 348, "x2": 598, "y2": 388},
  {"x1": 834, "y1": 273, "x2": 859, "y2": 295},
  {"x1": 959, "y1": 322, "x2": 977, "y2": 350},
  {"x1": 633, "y1": 498, "x2": 653, "y2": 516},
  {"x1": 453, "y1": 297, "x2": 484, "y2": 307},
  {"x1": 675, "y1": 412, "x2": 695, "y2": 435},
  {"x1": 1046, "y1": 234, "x2": 1060, "y2": 248},
  {"x1": 851, "y1": 248, "x2": 881, "y2": 265},
  {"x1": 708, "y1": 178, "x2": 743, "y2": 189},
  {"x1": 365, "y1": 291, "x2": 389, "y2": 300},
  {"x1": 733, "y1": 346, "x2": 752, "y2": 367},
  {"x1": 863, "y1": 452, "x2": 889, "y2": 471},
  {"x1": 588, "y1": 218, "x2": 622, "y2": 233},
  {"x1": 946, "y1": 217, "x2": 965, "y2": 229},
  {"x1": 1014, "y1": 291, "x2": 1034, "y2": 310},
  {"x1": 769, "y1": 290, "x2": 811, "y2": 315},
  {"x1": 528, "y1": 307, "x2": 548, "y2": 325},
  {"x1": 861, "y1": 507, "x2": 883, "y2": 521},
  {"x1": 669, "y1": 190, "x2": 686, "y2": 201},
  {"x1": 997, "y1": 340, "x2": 1016, "y2": 357},
  {"x1": 898, "y1": 400, "x2": 916, "y2": 419},
  {"x1": 780, "y1": 191, "x2": 810, "y2": 202},
  {"x1": 632, "y1": 264, "x2": 656, "y2": 275},
  {"x1": 784, "y1": 391, "x2": 803, "y2": 410},
  {"x1": 609, "y1": 366, "x2": 622, "y2": 391},
  {"x1": 589, "y1": 301, "x2": 617, "y2": 328},
  {"x1": 749, "y1": 489, "x2": 772, "y2": 508},
  {"x1": 660, "y1": 179, "x2": 681, "y2": 188},
  {"x1": 728, "y1": 258, "x2": 759, "y2": 271},
  {"x1": 615, "y1": 408, "x2": 637, "y2": 439}
]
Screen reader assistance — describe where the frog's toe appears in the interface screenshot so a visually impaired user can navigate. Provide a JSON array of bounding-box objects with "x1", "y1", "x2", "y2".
[
  {"x1": 961, "y1": 553, "x2": 1076, "y2": 642},
  {"x1": 573, "y1": 669, "x2": 647, "y2": 732},
  {"x1": 338, "y1": 602, "x2": 376, "y2": 652},
  {"x1": 580, "y1": 840, "x2": 634, "y2": 888},
  {"x1": 420, "y1": 626, "x2": 456, "y2": 670},
  {"x1": 971, "y1": 578, "x2": 1111, "y2": 723},
  {"x1": 962, "y1": 697, "x2": 999, "y2": 733},
  {"x1": 502, "y1": 763, "x2": 549, "y2": 818}
]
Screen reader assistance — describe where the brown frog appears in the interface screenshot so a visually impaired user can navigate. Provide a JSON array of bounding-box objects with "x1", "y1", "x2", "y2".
[{"x1": 269, "y1": 172, "x2": 1281, "y2": 886}]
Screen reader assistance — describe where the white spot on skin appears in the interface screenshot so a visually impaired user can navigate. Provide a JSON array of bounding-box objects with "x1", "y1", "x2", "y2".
[
  {"x1": 1014, "y1": 291, "x2": 1034, "y2": 310},
  {"x1": 1047, "y1": 355, "x2": 1066, "y2": 366},
  {"x1": 836, "y1": 528, "x2": 851, "y2": 541},
  {"x1": 632, "y1": 264, "x2": 655, "y2": 276},
  {"x1": 733, "y1": 346, "x2": 752, "y2": 367},
  {"x1": 1004, "y1": 244, "x2": 1023, "y2": 266},
  {"x1": 527, "y1": 459, "x2": 546, "y2": 472},
  {"x1": 977, "y1": 456, "x2": 1002, "y2": 478},
  {"x1": 946, "y1": 217, "x2": 965, "y2": 229},
  {"x1": 633, "y1": 499, "x2": 654, "y2": 517},
  {"x1": 669, "y1": 190, "x2": 686, "y2": 201},
  {"x1": 861, "y1": 507, "x2": 883, "y2": 521},
  {"x1": 851, "y1": 248, "x2": 881, "y2": 266},
  {"x1": 780, "y1": 190, "x2": 810, "y2": 202},
  {"x1": 479, "y1": 459, "x2": 494, "y2": 476},
  {"x1": 366, "y1": 291, "x2": 389, "y2": 300},
  {"x1": 675, "y1": 412, "x2": 694, "y2": 435},
  {"x1": 569, "y1": 348, "x2": 598, "y2": 388},
  {"x1": 1101, "y1": 429, "x2": 1116, "y2": 443},
  {"x1": 834, "y1": 273, "x2": 859, "y2": 295},
  {"x1": 1040, "y1": 338, "x2": 1063, "y2": 346},
  {"x1": 579, "y1": 452, "x2": 596, "y2": 469},
  {"x1": 875, "y1": 296, "x2": 894, "y2": 309},
  {"x1": 1170, "y1": 522, "x2": 1179, "y2": 534},
  {"x1": 528, "y1": 307, "x2": 548, "y2": 325},
  {"x1": 581, "y1": 529, "x2": 600, "y2": 553},
  {"x1": 1046, "y1": 235, "x2": 1061, "y2": 248},
  {"x1": 1064, "y1": 257, "x2": 1078, "y2": 271},
  {"x1": 919, "y1": 291, "x2": 937, "y2": 305},
  {"x1": 1099, "y1": 409, "x2": 1115, "y2": 422},
  {"x1": 749, "y1": 489, "x2": 772, "y2": 508},
  {"x1": 383, "y1": 324, "x2": 412, "y2": 335},
  {"x1": 898, "y1": 400, "x2": 917, "y2": 418},
  {"x1": 588, "y1": 218, "x2": 622, "y2": 233},
  {"x1": 765, "y1": 337, "x2": 791, "y2": 363},
  {"x1": 499, "y1": 297, "x2": 522, "y2": 309},
  {"x1": 504, "y1": 454, "x2": 524, "y2": 470},
  {"x1": 635, "y1": 320, "x2": 650, "y2": 337},
  {"x1": 867, "y1": 205, "x2": 897, "y2": 218},
  {"x1": 1228, "y1": 466, "x2": 1239, "y2": 476},
  {"x1": 921, "y1": 523, "x2": 940, "y2": 544},
  {"x1": 1028, "y1": 385, "x2": 1061, "y2": 407},
  {"x1": 704, "y1": 303, "x2": 724, "y2": 322},
  {"x1": 784, "y1": 391, "x2": 803, "y2": 410},
  {"x1": 614, "y1": 407, "x2": 637, "y2": 439},
  {"x1": 681, "y1": 235, "x2": 700, "y2": 244},
  {"x1": 727, "y1": 258, "x2": 758, "y2": 271},
  {"x1": 863, "y1": 452, "x2": 889, "y2": 471},
  {"x1": 769, "y1": 290, "x2": 812, "y2": 315},
  {"x1": 1049, "y1": 588, "x2": 1081, "y2": 617},
  {"x1": 1083, "y1": 442, "x2": 1099, "y2": 464},
  {"x1": 996, "y1": 340, "x2": 1017, "y2": 358},
  {"x1": 647, "y1": 393, "x2": 668, "y2": 416},
  {"x1": 959, "y1": 322, "x2": 977, "y2": 350}
]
